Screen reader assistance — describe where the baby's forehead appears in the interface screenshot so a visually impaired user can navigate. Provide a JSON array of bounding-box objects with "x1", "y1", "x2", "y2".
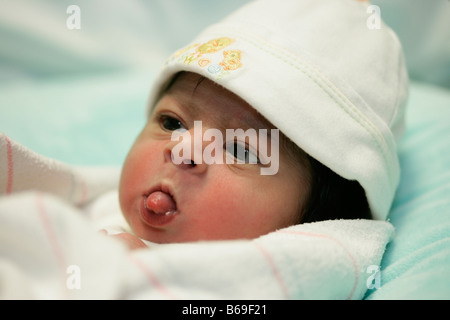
[{"x1": 164, "y1": 72, "x2": 276, "y2": 131}]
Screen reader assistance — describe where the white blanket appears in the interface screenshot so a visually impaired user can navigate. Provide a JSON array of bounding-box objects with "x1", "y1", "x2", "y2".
[{"x1": 0, "y1": 134, "x2": 394, "y2": 299}]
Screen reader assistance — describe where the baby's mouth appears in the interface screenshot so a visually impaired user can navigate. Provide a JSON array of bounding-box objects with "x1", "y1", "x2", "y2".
[{"x1": 140, "y1": 189, "x2": 178, "y2": 228}]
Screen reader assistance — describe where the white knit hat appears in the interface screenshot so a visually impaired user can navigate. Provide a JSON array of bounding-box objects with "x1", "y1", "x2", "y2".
[{"x1": 147, "y1": 0, "x2": 409, "y2": 221}]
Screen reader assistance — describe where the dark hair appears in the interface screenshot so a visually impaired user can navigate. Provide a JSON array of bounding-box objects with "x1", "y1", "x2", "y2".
[{"x1": 300, "y1": 155, "x2": 372, "y2": 223}]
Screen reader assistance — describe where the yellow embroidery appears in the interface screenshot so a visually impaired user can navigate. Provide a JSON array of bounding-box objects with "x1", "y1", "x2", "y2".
[
  {"x1": 198, "y1": 58, "x2": 210, "y2": 67},
  {"x1": 219, "y1": 50, "x2": 242, "y2": 71},
  {"x1": 167, "y1": 37, "x2": 243, "y2": 79},
  {"x1": 183, "y1": 54, "x2": 198, "y2": 65},
  {"x1": 196, "y1": 37, "x2": 235, "y2": 55}
]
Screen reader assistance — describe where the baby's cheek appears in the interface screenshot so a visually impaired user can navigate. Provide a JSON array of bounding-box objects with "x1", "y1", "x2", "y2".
[
  {"x1": 119, "y1": 148, "x2": 150, "y2": 205},
  {"x1": 196, "y1": 181, "x2": 257, "y2": 225},
  {"x1": 121, "y1": 142, "x2": 156, "y2": 186}
]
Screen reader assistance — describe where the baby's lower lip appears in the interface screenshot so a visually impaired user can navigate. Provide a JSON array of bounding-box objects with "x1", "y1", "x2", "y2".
[{"x1": 139, "y1": 195, "x2": 178, "y2": 228}]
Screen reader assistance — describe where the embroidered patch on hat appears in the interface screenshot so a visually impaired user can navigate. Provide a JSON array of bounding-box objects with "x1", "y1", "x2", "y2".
[{"x1": 166, "y1": 37, "x2": 243, "y2": 79}]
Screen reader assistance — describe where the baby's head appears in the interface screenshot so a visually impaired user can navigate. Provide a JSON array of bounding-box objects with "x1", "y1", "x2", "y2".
[
  {"x1": 119, "y1": 0, "x2": 408, "y2": 243},
  {"x1": 120, "y1": 71, "x2": 312, "y2": 243},
  {"x1": 119, "y1": 71, "x2": 371, "y2": 243}
]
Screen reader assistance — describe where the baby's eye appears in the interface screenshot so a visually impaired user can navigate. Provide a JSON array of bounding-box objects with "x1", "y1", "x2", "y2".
[
  {"x1": 159, "y1": 115, "x2": 186, "y2": 131},
  {"x1": 225, "y1": 141, "x2": 259, "y2": 164}
]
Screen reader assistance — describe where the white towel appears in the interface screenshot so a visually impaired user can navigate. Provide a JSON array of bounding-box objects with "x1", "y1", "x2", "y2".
[{"x1": 0, "y1": 134, "x2": 394, "y2": 299}]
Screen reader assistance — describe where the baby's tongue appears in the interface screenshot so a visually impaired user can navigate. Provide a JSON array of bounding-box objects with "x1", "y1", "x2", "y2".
[{"x1": 145, "y1": 191, "x2": 177, "y2": 215}]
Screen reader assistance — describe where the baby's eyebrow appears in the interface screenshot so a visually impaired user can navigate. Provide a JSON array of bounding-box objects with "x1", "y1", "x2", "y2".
[
  {"x1": 178, "y1": 75, "x2": 274, "y2": 132},
  {"x1": 231, "y1": 109, "x2": 275, "y2": 133},
  {"x1": 218, "y1": 108, "x2": 275, "y2": 136},
  {"x1": 192, "y1": 76, "x2": 207, "y2": 98}
]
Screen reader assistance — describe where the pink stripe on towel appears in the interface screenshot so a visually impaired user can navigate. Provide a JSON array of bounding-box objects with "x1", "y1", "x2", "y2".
[
  {"x1": 36, "y1": 193, "x2": 67, "y2": 271},
  {"x1": 254, "y1": 242, "x2": 289, "y2": 299},
  {"x1": 129, "y1": 255, "x2": 177, "y2": 300},
  {"x1": 35, "y1": 193, "x2": 69, "y2": 298}
]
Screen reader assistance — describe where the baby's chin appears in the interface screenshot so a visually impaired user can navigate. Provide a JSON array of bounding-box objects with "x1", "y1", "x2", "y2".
[
  {"x1": 134, "y1": 223, "x2": 269, "y2": 244},
  {"x1": 127, "y1": 217, "x2": 241, "y2": 244}
]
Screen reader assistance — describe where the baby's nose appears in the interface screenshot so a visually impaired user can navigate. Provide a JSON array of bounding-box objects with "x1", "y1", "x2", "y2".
[{"x1": 163, "y1": 132, "x2": 208, "y2": 174}]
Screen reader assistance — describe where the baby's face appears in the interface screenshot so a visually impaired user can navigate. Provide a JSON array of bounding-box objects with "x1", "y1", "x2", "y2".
[{"x1": 119, "y1": 72, "x2": 310, "y2": 243}]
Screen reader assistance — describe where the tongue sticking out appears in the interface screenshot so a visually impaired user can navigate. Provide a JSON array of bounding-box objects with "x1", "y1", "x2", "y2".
[{"x1": 145, "y1": 191, "x2": 177, "y2": 215}]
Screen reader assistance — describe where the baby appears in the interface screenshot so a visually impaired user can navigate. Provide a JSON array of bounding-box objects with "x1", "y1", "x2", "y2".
[{"x1": 114, "y1": 0, "x2": 408, "y2": 249}]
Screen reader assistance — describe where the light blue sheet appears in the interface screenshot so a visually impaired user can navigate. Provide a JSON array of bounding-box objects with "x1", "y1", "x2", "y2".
[
  {"x1": 366, "y1": 82, "x2": 450, "y2": 299},
  {"x1": 0, "y1": 71, "x2": 151, "y2": 166}
]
